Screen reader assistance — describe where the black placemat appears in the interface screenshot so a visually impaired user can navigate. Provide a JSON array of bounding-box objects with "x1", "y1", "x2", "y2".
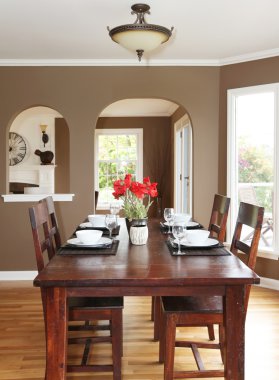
[
  {"x1": 58, "y1": 239, "x2": 119, "y2": 255},
  {"x1": 160, "y1": 222, "x2": 203, "y2": 234},
  {"x1": 75, "y1": 224, "x2": 120, "y2": 236},
  {"x1": 165, "y1": 239, "x2": 231, "y2": 256}
]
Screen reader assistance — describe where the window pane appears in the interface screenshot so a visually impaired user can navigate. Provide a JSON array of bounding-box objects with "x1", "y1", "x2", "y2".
[
  {"x1": 236, "y1": 92, "x2": 274, "y2": 248},
  {"x1": 96, "y1": 131, "x2": 141, "y2": 205}
]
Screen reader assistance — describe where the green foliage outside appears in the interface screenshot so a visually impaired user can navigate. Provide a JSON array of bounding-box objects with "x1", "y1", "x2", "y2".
[
  {"x1": 238, "y1": 137, "x2": 273, "y2": 212},
  {"x1": 97, "y1": 134, "x2": 137, "y2": 203}
]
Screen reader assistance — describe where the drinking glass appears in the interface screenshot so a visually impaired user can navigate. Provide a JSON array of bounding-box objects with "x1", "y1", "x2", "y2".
[
  {"x1": 105, "y1": 214, "x2": 117, "y2": 240},
  {"x1": 110, "y1": 202, "x2": 121, "y2": 225},
  {"x1": 164, "y1": 208, "x2": 175, "y2": 233},
  {"x1": 172, "y1": 222, "x2": 186, "y2": 255},
  {"x1": 110, "y1": 202, "x2": 121, "y2": 215}
]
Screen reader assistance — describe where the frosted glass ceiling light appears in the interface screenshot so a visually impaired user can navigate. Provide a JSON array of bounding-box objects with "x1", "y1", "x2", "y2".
[{"x1": 108, "y1": 3, "x2": 173, "y2": 62}]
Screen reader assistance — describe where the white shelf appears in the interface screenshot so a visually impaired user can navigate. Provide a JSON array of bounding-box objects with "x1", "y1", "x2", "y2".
[{"x1": 1, "y1": 194, "x2": 75, "y2": 202}]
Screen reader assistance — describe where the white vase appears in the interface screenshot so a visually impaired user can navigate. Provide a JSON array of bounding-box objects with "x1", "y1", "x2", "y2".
[{"x1": 130, "y1": 225, "x2": 148, "y2": 245}]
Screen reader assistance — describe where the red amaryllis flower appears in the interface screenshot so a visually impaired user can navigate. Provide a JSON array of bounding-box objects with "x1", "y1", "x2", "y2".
[
  {"x1": 148, "y1": 182, "x2": 158, "y2": 197},
  {"x1": 124, "y1": 173, "x2": 132, "y2": 187},
  {"x1": 143, "y1": 176, "x2": 158, "y2": 197},
  {"x1": 112, "y1": 174, "x2": 158, "y2": 219},
  {"x1": 130, "y1": 181, "x2": 148, "y2": 199},
  {"x1": 113, "y1": 179, "x2": 127, "y2": 199}
]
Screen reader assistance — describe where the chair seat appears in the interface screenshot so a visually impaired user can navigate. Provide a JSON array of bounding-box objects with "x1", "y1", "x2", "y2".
[
  {"x1": 69, "y1": 296, "x2": 123, "y2": 309},
  {"x1": 161, "y1": 296, "x2": 223, "y2": 314}
]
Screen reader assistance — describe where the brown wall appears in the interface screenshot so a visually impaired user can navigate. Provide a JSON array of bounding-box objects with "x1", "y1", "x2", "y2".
[
  {"x1": 55, "y1": 117, "x2": 70, "y2": 193},
  {"x1": 0, "y1": 65, "x2": 217, "y2": 270},
  {"x1": 219, "y1": 56, "x2": 279, "y2": 280}
]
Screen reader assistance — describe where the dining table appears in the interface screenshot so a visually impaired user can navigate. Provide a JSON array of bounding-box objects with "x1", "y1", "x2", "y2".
[{"x1": 33, "y1": 217, "x2": 260, "y2": 380}]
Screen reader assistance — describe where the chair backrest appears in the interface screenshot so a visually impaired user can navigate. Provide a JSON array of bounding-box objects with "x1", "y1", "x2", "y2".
[
  {"x1": 29, "y1": 201, "x2": 56, "y2": 273},
  {"x1": 208, "y1": 194, "x2": 231, "y2": 243},
  {"x1": 95, "y1": 190, "x2": 99, "y2": 210},
  {"x1": 40, "y1": 196, "x2": 62, "y2": 250},
  {"x1": 230, "y1": 201, "x2": 264, "y2": 312}
]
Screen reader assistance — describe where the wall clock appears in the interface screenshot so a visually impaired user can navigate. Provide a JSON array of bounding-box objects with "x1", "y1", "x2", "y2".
[{"x1": 9, "y1": 132, "x2": 27, "y2": 166}]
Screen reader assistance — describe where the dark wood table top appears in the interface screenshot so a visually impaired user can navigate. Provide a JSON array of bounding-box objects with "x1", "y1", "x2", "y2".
[{"x1": 33, "y1": 218, "x2": 260, "y2": 290}]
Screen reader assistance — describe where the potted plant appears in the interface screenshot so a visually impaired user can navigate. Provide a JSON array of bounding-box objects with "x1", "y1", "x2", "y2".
[{"x1": 112, "y1": 174, "x2": 158, "y2": 244}]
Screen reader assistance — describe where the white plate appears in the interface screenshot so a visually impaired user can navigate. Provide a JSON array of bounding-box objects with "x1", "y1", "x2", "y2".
[
  {"x1": 67, "y1": 237, "x2": 111, "y2": 247},
  {"x1": 164, "y1": 221, "x2": 199, "y2": 227},
  {"x1": 79, "y1": 222, "x2": 93, "y2": 228},
  {"x1": 174, "y1": 237, "x2": 219, "y2": 248},
  {"x1": 187, "y1": 221, "x2": 199, "y2": 227}
]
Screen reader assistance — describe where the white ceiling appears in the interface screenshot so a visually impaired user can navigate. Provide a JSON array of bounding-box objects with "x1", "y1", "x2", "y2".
[
  {"x1": 1, "y1": 0, "x2": 279, "y2": 66},
  {"x1": 100, "y1": 99, "x2": 179, "y2": 117},
  {"x1": 2, "y1": 0, "x2": 278, "y2": 117}
]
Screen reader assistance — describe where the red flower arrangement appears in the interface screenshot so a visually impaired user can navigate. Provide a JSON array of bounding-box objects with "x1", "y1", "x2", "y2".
[{"x1": 113, "y1": 174, "x2": 158, "y2": 220}]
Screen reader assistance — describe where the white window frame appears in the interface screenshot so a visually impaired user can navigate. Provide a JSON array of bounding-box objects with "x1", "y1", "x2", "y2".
[
  {"x1": 95, "y1": 128, "x2": 143, "y2": 209},
  {"x1": 173, "y1": 114, "x2": 192, "y2": 215},
  {"x1": 227, "y1": 83, "x2": 279, "y2": 260}
]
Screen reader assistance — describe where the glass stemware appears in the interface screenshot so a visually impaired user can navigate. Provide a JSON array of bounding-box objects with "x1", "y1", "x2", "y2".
[
  {"x1": 172, "y1": 222, "x2": 186, "y2": 255},
  {"x1": 105, "y1": 214, "x2": 117, "y2": 240},
  {"x1": 110, "y1": 202, "x2": 121, "y2": 225},
  {"x1": 164, "y1": 208, "x2": 175, "y2": 233}
]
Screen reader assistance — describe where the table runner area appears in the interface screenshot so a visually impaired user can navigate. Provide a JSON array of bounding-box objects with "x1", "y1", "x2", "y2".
[
  {"x1": 58, "y1": 239, "x2": 119, "y2": 255},
  {"x1": 165, "y1": 239, "x2": 231, "y2": 256}
]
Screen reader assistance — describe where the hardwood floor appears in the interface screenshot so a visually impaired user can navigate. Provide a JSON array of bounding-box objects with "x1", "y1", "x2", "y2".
[{"x1": 0, "y1": 281, "x2": 279, "y2": 379}]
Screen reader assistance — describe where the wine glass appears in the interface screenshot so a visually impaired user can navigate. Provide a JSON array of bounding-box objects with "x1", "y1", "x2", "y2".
[
  {"x1": 105, "y1": 214, "x2": 117, "y2": 240},
  {"x1": 164, "y1": 208, "x2": 174, "y2": 233},
  {"x1": 110, "y1": 202, "x2": 121, "y2": 225},
  {"x1": 172, "y1": 222, "x2": 186, "y2": 255}
]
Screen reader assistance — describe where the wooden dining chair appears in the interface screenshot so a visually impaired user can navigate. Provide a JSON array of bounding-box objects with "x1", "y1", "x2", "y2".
[
  {"x1": 153, "y1": 194, "x2": 231, "y2": 341},
  {"x1": 95, "y1": 190, "x2": 99, "y2": 210},
  {"x1": 208, "y1": 193, "x2": 231, "y2": 243},
  {"x1": 29, "y1": 198, "x2": 123, "y2": 379},
  {"x1": 158, "y1": 202, "x2": 264, "y2": 379}
]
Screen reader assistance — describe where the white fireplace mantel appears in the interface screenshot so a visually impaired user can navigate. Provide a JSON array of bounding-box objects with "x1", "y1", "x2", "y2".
[
  {"x1": 2, "y1": 164, "x2": 75, "y2": 202},
  {"x1": 9, "y1": 164, "x2": 56, "y2": 193}
]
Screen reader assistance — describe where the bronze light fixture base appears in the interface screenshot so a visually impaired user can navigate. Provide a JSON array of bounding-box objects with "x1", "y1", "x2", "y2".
[{"x1": 108, "y1": 3, "x2": 173, "y2": 62}]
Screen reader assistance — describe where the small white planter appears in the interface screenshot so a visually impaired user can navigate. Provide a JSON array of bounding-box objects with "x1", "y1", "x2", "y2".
[{"x1": 130, "y1": 225, "x2": 148, "y2": 245}]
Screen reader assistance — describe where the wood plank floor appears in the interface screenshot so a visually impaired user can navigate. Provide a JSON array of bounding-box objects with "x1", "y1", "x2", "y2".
[{"x1": 0, "y1": 281, "x2": 279, "y2": 380}]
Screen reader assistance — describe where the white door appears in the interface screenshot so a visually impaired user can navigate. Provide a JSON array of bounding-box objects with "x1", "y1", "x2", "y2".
[{"x1": 174, "y1": 115, "x2": 192, "y2": 214}]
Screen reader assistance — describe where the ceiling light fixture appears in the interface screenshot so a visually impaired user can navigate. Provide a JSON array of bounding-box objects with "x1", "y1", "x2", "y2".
[{"x1": 108, "y1": 3, "x2": 173, "y2": 62}]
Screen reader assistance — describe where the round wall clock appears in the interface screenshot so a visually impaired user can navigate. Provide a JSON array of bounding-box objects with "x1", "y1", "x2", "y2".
[{"x1": 9, "y1": 132, "x2": 27, "y2": 166}]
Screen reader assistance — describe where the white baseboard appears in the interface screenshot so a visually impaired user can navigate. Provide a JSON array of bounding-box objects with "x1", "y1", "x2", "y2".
[
  {"x1": 1, "y1": 272, "x2": 279, "y2": 291},
  {"x1": 0, "y1": 271, "x2": 38, "y2": 281},
  {"x1": 258, "y1": 276, "x2": 279, "y2": 291}
]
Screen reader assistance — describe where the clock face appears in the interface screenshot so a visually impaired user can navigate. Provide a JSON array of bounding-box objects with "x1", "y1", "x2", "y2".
[{"x1": 9, "y1": 132, "x2": 27, "y2": 166}]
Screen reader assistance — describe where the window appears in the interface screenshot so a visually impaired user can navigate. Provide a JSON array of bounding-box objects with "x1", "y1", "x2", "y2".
[
  {"x1": 95, "y1": 129, "x2": 143, "y2": 208},
  {"x1": 228, "y1": 84, "x2": 278, "y2": 258}
]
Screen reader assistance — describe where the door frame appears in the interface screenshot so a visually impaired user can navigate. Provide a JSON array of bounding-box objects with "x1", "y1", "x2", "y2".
[{"x1": 173, "y1": 114, "x2": 192, "y2": 215}]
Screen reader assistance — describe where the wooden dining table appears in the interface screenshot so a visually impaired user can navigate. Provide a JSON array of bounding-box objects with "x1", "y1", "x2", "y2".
[{"x1": 33, "y1": 218, "x2": 260, "y2": 380}]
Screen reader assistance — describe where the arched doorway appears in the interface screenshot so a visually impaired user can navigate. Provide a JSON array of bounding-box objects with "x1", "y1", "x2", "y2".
[{"x1": 95, "y1": 98, "x2": 192, "y2": 216}]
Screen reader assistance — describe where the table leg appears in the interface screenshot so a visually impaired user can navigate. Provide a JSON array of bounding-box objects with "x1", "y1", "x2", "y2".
[
  {"x1": 224, "y1": 285, "x2": 245, "y2": 380},
  {"x1": 45, "y1": 287, "x2": 68, "y2": 380}
]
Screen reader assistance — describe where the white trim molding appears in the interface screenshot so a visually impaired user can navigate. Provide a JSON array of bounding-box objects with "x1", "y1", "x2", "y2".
[
  {"x1": 1, "y1": 193, "x2": 75, "y2": 202},
  {"x1": 0, "y1": 271, "x2": 38, "y2": 281},
  {"x1": 0, "y1": 48, "x2": 279, "y2": 67},
  {"x1": 258, "y1": 277, "x2": 279, "y2": 291}
]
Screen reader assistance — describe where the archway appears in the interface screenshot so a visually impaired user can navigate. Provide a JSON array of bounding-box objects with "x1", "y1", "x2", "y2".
[
  {"x1": 8, "y1": 106, "x2": 70, "y2": 194},
  {"x1": 95, "y1": 98, "x2": 193, "y2": 216}
]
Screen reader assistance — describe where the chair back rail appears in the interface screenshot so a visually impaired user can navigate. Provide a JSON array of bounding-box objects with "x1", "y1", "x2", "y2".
[
  {"x1": 230, "y1": 201, "x2": 264, "y2": 312},
  {"x1": 208, "y1": 194, "x2": 230, "y2": 243}
]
